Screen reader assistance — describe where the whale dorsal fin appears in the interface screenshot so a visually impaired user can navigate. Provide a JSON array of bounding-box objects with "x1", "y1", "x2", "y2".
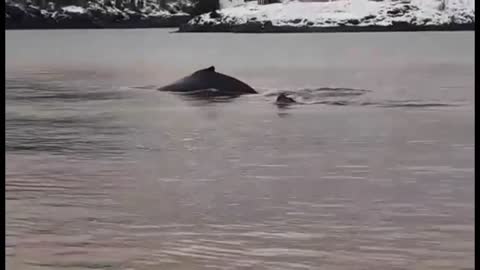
[{"x1": 192, "y1": 66, "x2": 216, "y2": 75}]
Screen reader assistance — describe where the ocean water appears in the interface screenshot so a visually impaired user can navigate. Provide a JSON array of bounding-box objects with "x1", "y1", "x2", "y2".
[{"x1": 6, "y1": 29, "x2": 474, "y2": 270}]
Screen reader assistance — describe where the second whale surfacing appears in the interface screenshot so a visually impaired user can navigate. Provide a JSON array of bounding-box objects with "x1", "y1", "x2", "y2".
[{"x1": 158, "y1": 66, "x2": 257, "y2": 97}]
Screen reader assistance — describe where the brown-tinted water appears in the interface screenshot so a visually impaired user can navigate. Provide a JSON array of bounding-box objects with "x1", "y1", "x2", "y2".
[{"x1": 6, "y1": 29, "x2": 474, "y2": 270}]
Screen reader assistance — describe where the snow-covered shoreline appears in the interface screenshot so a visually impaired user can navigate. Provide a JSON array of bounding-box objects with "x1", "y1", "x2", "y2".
[
  {"x1": 180, "y1": 0, "x2": 475, "y2": 33},
  {"x1": 5, "y1": 1, "x2": 192, "y2": 29},
  {"x1": 6, "y1": 0, "x2": 475, "y2": 32}
]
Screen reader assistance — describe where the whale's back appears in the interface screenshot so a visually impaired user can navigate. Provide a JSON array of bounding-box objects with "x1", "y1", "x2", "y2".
[
  {"x1": 158, "y1": 66, "x2": 257, "y2": 94},
  {"x1": 203, "y1": 71, "x2": 257, "y2": 94}
]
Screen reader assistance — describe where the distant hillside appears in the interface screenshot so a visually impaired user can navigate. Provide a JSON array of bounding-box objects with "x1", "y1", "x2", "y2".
[
  {"x1": 180, "y1": 0, "x2": 475, "y2": 33},
  {"x1": 5, "y1": 0, "x2": 199, "y2": 29}
]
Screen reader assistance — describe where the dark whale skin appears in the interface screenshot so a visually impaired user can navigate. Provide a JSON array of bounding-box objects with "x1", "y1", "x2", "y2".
[{"x1": 158, "y1": 66, "x2": 257, "y2": 95}]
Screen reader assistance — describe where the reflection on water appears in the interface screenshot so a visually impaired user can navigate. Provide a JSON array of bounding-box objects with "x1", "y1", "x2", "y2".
[
  {"x1": 175, "y1": 90, "x2": 246, "y2": 105},
  {"x1": 6, "y1": 30, "x2": 474, "y2": 270}
]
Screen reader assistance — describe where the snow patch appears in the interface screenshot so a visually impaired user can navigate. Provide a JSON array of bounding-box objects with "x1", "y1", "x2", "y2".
[
  {"x1": 219, "y1": 0, "x2": 245, "y2": 9},
  {"x1": 61, "y1": 5, "x2": 86, "y2": 14}
]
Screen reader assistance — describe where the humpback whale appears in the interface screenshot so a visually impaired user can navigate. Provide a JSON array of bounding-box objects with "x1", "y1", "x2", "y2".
[
  {"x1": 158, "y1": 66, "x2": 257, "y2": 96},
  {"x1": 275, "y1": 93, "x2": 296, "y2": 105}
]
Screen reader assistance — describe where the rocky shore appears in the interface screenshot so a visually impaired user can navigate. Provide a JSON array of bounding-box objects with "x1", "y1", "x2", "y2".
[
  {"x1": 179, "y1": 0, "x2": 475, "y2": 33},
  {"x1": 179, "y1": 20, "x2": 475, "y2": 33},
  {"x1": 6, "y1": 0, "x2": 475, "y2": 32}
]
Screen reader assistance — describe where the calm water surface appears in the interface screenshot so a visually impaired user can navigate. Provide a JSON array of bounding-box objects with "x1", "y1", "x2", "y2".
[{"x1": 6, "y1": 29, "x2": 474, "y2": 270}]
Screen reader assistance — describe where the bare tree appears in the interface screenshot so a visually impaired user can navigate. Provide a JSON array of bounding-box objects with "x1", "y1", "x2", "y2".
[
  {"x1": 158, "y1": 0, "x2": 166, "y2": 8},
  {"x1": 130, "y1": 0, "x2": 137, "y2": 10},
  {"x1": 438, "y1": 0, "x2": 446, "y2": 11}
]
